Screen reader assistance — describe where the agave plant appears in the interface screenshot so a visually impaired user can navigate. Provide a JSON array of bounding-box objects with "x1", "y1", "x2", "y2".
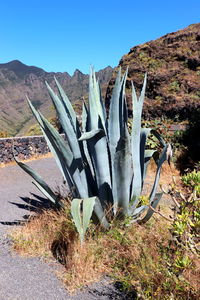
[{"x1": 16, "y1": 67, "x2": 171, "y2": 242}]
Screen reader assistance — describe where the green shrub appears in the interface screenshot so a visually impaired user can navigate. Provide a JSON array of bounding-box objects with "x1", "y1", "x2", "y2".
[
  {"x1": 169, "y1": 169, "x2": 200, "y2": 259},
  {"x1": 169, "y1": 80, "x2": 180, "y2": 92},
  {"x1": 182, "y1": 170, "x2": 200, "y2": 197}
]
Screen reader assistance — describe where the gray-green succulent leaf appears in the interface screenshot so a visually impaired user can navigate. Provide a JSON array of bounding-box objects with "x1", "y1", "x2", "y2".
[
  {"x1": 17, "y1": 67, "x2": 170, "y2": 242},
  {"x1": 71, "y1": 197, "x2": 96, "y2": 243}
]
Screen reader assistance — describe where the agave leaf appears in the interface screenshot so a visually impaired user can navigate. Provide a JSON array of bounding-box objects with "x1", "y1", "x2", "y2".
[
  {"x1": 45, "y1": 82, "x2": 80, "y2": 157},
  {"x1": 81, "y1": 103, "x2": 95, "y2": 178},
  {"x1": 107, "y1": 68, "x2": 122, "y2": 211},
  {"x1": 82, "y1": 197, "x2": 96, "y2": 235},
  {"x1": 32, "y1": 181, "x2": 63, "y2": 208},
  {"x1": 71, "y1": 198, "x2": 83, "y2": 241},
  {"x1": 140, "y1": 128, "x2": 152, "y2": 184},
  {"x1": 76, "y1": 102, "x2": 97, "y2": 194},
  {"x1": 108, "y1": 68, "x2": 128, "y2": 161},
  {"x1": 93, "y1": 197, "x2": 110, "y2": 228},
  {"x1": 131, "y1": 205, "x2": 148, "y2": 219},
  {"x1": 140, "y1": 128, "x2": 163, "y2": 181},
  {"x1": 108, "y1": 67, "x2": 122, "y2": 159},
  {"x1": 27, "y1": 97, "x2": 44, "y2": 130},
  {"x1": 138, "y1": 73, "x2": 147, "y2": 107},
  {"x1": 142, "y1": 149, "x2": 157, "y2": 185},
  {"x1": 97, "y1": 80, "x2": 107, "y2": 128},
  {"x1": 85, "y1": 69, "x2": 111, "y2": 200},
  {"x1": 39, "y1": 112, "x2": 89, "y2": 198},
  {"x1": 54, "y1": 76, "x2": 77, "y2": 131},
  {"x1": 113, "y1": 125, "x2": 133, "y2": 215},
  {"x1": 28, "y1": 99, "x2": 88, "y2": 199},
  {"x1": 131, "y1": 75, "x2": 147, "y2": 207},
  {"x1": 131, "y1": 97, "x2": 142, "y2": 204},
  {"x1": 78, "y1": 129, "x2": 105, "y2": 141},
  {"x1": 108, "y1": 68, "x2": 129, "y2": 213},
  {"x1": 88, "y1": 67, "x2": 106, "y2": 131},
  {"x1": 86, "y1": 117, "x2": 112, "y2": 207},
  {"x1": 45, "y1": 82, "x2": 81, "y2": 156},
  {"x1": 151, "y1": 129, "x2": 166, "y2": 147},
  {"x1": 15, "y1": 158, "x2": 58, "y2": 206},
  {"x1": 45, "y1": 82, "x2": 89, "y2": 195},
  {"x1": 140, "y1": 127, "x2": 166, "y2": 151},
  {"x1": 28, "y1": 98, "x2": 72, "y2": 188},
  {"x1": 92, "y1": 68, "x2": 106, "y2": 127},
  {"x1": 120, "y1": 69, "x2": 129, "y2": 133},
  {"x1": 71, "y1": 197, "x2": 96, "y2": 243},
  {"x1": 82, "y1": 102, "x2": 88, "y2": 132},
  {"x1": 140, "y1": 128, "x2": 166, "y2": 187},
  {"x1": 148, "y1": 144, "x2": 169, "y2": 203},
  {"x1": 131, "y1": 74, "x2": 147, "y2": 120},
  {"x1": 71, "y1": 197, "x2": 109, "y2": 242},
  {"x1": 138, "y1": 192, "x2": 163, "y2": 224},
  {"x1": 130, "y1": 144, "x2": 169, "y2": 216}
]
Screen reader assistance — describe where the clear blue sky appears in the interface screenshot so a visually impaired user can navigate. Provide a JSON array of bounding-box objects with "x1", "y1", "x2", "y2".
[{"x1": 1, "y1": 0, "x2": 199, "y2": 75}]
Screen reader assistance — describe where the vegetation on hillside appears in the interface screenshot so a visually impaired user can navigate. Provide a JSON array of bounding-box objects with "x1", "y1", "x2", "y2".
[
  {"x1": 0, "y1": 131, "x2": 9, "y2": 138},
  {"x1": 106, "y1": 23, "x2": 200, "y2": 122}
]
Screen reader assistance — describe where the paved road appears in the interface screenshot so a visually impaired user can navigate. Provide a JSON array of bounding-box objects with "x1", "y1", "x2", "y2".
[
  {"x1": 0, "y1": 158, "x2": 130, "y2": 300},
  {"x1": 0, "y1": 158, "x2": 64, "y2": 228},
  {"x1": 0, "y1": 158, "x2": 72, "y2": 300}
]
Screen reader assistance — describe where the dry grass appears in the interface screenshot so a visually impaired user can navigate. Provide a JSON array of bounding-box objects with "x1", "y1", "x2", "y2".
[
  {"x1": 10, "y1": 202, "x2": 200, "y2": 298},
  {"x1": 184, "y1": 255, "x2": 200, "y2": 293},
  {"x1": 10, "y1": 203, "x2": 170, "y2": 294},
  {"x1": 11, "y1": 205, "x2": 74, "y2": 258},
  {"x1": 10, "y1": 164, "x2": 200, "y2": 298}
]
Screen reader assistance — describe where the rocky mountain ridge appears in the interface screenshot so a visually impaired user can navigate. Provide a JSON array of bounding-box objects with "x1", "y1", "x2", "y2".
[
  {"x1": 0, "y1": 61, "x2": 113, "y2": 135},
  {"x1": 106, "y1": 23, "x2": 200, "y2": 120}
]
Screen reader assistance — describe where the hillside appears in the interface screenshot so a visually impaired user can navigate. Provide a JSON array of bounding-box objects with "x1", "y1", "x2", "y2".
[
  {"x1": 0, "y1": 61, "x2": 113, "y2": 136},
  {"x1": 106, "y1": 23, "x2": 200, "y2": 120}
]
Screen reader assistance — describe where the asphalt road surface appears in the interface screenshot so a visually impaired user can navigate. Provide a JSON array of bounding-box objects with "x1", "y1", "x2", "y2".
[{"x1": 0, "y1": 158, "x2": 132, "y2": 300}]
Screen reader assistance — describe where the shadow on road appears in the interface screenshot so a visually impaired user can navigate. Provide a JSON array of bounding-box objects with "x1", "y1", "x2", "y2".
[{"x1": 0, "y1": 193, "x2": 54, "y2": 226}]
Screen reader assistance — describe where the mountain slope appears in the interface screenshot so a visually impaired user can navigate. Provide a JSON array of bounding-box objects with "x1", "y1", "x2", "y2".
[
  {"x1": 106, "y1": 23, "x2": 200, "y2": 120},
  {"x1": 0, "y1": 61, "x2": 113, "y2": 135}
]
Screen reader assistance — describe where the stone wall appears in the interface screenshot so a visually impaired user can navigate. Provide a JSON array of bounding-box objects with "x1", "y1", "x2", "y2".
[
  {"x1": 0, "y1": 125, "x2": 187, "y2": 164},
  {"x1": 0, "y1": 135, "x2": 50, "y2": 163}
]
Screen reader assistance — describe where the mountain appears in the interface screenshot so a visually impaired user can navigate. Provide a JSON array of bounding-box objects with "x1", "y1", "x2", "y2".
[
  {"x1": 1, "y1": 23, "x2": 199, "y2": 136},
  {"x1": 106, "y1": 23, "x2": 200, "y2": 120},
  {"x1": 0, "y1": 61, "x2": 113, "y2": 135}
]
